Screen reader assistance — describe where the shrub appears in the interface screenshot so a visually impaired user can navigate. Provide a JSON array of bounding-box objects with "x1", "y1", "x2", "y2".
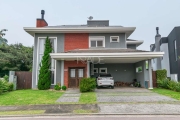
[
  {"x1": 62, "y1": 85, "x2": 67, "y2": 90},
  {"x1": 54, "y1": 84, "x2": 61, "y2": 90},
  {"x1": 156, "y1": 69, "x2": 167, "y2": 80},
  {"x1": 167, "y1": 80, "x2": 177, "y2": 91},
  {"x1": 80, "y1": 78, "x2": 96, "y2": 92},
  {"x1": 157, "y1": 79, "x2": 169, "y2": 89},
  {"x1": 3, "y1": 75, "x2": 9, "y2": 82},
  {"x1": 174, "y1": 82, "x2": 180, "y2": 92}
]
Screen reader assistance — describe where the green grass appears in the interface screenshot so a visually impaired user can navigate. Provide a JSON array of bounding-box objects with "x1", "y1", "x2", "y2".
[
  {"x1": 79, "y1": 92, "x2": 96, "y2": 104},
  {"x1": 73, "y1": 109, "x2": 98, "y2": 114},
  {"x1": 0, "y1": 110, "x2": 45, "y2": 115},
  {"x1": 0, "y1": 89, "x2": 64, "y2": 106},
  {"x1": 151, "y1": 88, "x2": 180, "y2": 100}
]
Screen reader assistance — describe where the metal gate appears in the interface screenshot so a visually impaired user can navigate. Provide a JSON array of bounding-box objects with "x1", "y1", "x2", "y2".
[{"x1": 15, "y1": 71, "x2": 32, "y2": 89}]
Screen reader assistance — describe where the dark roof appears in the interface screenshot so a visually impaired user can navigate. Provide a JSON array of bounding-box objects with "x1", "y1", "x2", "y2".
[
  {"x1": 159, "y1": 37, "x2": 168, "y2": 46},
  {"x1": 64, "y1": 48, "x2": 148, "y2": 53},
  {"x1": 44, "y1": 25, "x2": 123, "y2": 28}
]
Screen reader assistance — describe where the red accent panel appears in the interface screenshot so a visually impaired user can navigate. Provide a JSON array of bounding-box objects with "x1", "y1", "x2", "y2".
[
  {"x1": 64, "y1": 33, "x2": 89, "y2": 51},
  {"x1": 64, "y1": 61, "x2": 87, "y2": 87}
]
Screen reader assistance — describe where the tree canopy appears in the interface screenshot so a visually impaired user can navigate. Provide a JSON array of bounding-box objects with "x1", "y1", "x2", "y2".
[{"x1": 0, "y1": 43, "x2": 33, "y2": 76}]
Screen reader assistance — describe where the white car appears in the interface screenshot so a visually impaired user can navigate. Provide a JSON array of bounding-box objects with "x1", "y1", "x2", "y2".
[{"x1": 96, "y1": 73, "x2": 114, "y2": 89}]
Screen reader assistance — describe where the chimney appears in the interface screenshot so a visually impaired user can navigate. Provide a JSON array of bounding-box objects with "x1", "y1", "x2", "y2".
[
  {"x1": 155, "y1": 27, "x2": 162, "y2": 70},
  {"x1": 36, "y1": 10, "x2": 48, "y2": 27}
]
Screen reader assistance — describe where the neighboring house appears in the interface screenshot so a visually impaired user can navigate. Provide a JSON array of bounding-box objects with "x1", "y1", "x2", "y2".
[
  {"x1": 24, "y1": 10, "x2": 164, "y2": 89},
  {"x1": 150, "y1": 27, "x2": 180, "y2": 82}
]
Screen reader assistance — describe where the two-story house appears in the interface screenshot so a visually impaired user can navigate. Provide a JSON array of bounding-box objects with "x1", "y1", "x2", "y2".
[
  {"x1": 151, "y1": 27, "x2": 180, "y2": 82},
  {"x1": 24, "y1": 10, "x2": 164, "y2": 89}
]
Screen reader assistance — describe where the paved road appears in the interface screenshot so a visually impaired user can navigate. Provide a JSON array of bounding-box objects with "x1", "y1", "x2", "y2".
[{"x1": 0, "y1": 115, "x2": 180, "y2": 120}]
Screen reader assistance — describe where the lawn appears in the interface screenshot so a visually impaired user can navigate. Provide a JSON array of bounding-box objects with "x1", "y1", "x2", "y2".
[
  {"x1": 0, "y1": 110, "x2": 45, "y2": 115},
  {"x1": 151, "y1": 88, "x2": 180, "y2": 100},
  {"x1": 79, "y1": 92, "x2": 96, "y2": 104},
  {"x1": 0, "y1": 89, "x2": 64, "y2": 106}
]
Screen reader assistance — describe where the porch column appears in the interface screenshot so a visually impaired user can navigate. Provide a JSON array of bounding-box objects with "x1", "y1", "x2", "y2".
[
  {"x1": 87, "y1": 62, "x2": 90, "y2": 77},
  {"x1": 148, "y1": 59, "x2": 153, "y2": 89},
  {"x1": 61, "y1": 60, "x2": 64, "y2": 86}
]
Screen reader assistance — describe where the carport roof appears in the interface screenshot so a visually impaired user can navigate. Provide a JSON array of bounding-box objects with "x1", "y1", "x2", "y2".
[{"x1": 64, "y1": 48, "x2": 148, "y2": 53}]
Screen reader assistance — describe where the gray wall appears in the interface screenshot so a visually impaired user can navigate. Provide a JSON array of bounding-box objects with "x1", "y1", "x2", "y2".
[
  {"x1": 160, "y1": 43, "x2": 170, "y2": 77},
  {"x1": 93, "y1": 63, "x2": 136, "y2": 83},
  {"x1": 127, "y1": 45, "x2": 136, "y2": 49},
  {"x1": 155, "y1": 34, "x2": 162, "y2": 70},
  {"x1": 89, "y1": 33, "x2": 126, "y2": 48},
  {"x1": 32, "y1": 33, "x2": 64, "y2": 88},
  {"x1": 135, "y1": 60, "x2": 149, "y2": 87}
]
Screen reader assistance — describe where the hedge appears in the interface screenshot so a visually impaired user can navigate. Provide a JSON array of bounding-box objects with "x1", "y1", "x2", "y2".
[
  {"x1": 156, "y1": 69, "x2": 167, "y2": 80},
  {"x1": 80, "y1": 78, "x2": 96, "y2": 92}
]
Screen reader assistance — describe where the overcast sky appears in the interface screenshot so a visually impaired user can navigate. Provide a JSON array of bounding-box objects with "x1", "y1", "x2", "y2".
[{"x1": 1, "y1": 0, "x2": 180, "y2": 50}]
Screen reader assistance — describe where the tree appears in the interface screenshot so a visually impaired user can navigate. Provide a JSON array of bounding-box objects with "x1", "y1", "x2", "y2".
[
  {"x1": 0, "y1": 43, "x2": 33, "y2": 77},
  {"x1": 38, "y1": 37, "x2": 52, "y2": 90},
  {"x1": 0, "y1": 29, "x2": 8, "y2": 45}
]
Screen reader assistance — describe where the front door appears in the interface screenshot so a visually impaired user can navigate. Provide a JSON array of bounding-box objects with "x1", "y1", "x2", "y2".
[{"x1": 69, "y1": 68, "x2": 85, "y2": 88}]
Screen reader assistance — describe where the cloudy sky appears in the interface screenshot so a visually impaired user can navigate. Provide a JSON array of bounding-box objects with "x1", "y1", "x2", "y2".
[{"x1": 1, "y1": 0, "x2": 180, "y2": 50}]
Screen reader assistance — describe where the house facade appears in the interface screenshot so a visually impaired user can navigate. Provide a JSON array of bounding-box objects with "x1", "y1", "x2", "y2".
[
  {"x1": 24, "y1": 10, "x2": 164, "y2": 89},
  {"x1": 150, "y1": 27, "x2": 180, "y2": 82}
]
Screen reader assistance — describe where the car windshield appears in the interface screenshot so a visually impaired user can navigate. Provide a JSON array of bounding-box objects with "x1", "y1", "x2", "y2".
[{"x1": 99, "y1": 74, "x2": 112, "y2": 77}]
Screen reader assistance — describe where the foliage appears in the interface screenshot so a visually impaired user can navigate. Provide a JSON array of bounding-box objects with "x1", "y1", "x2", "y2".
[
  {"x1": 0, "y1": 79, "x2": 13, "y2": 94},
  {"x1": 62, "y1": 85, "x2": 67, "y2": 90},
  {"x1": 3, "y1": 75, "x2": 9, "y2": 82},
  {"x1": 0, "y1": 43, "x2": 33, "y2": 77},
  {"x1": 80, "y1": 78, "x2": 96, "y2": 92},
  {"x1": 54, "y1": 85, "x2": 61, "y2": 90},
  {"x1": 157, "y1": 79, "x2": 180, "y2": 92},
  {"x1": 38, "y1": 37, "x2": 52, "y2": 90},
  {"x1": 134, "y1": 81, "x2": 141, "y2": 87},
  {"x1": 156, "y1": 69, "x2": 167, "y2": 80}
]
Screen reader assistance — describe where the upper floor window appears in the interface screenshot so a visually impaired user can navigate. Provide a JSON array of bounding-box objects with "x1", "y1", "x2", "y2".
[
  {"x1": 174, "y1": 40, "x2": 177, "y2": 61},
  {"x1": 89, "y1": 36, "x2": 105, "y2": 48},
  {"x1": 110, "y1": 36, "x2": 119, "y2": 42}
]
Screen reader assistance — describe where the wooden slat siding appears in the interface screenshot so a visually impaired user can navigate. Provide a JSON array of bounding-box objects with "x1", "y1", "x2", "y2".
[
  {"x1": 15, "y1": 71, "x2": 32, "y2": 89},
  {"x1": 152, "y1": 71, "x2": 157, "y2": 87}
]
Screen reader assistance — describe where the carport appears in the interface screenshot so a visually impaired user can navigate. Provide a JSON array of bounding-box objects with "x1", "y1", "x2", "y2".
[{"x1": 50, "y1": 49, "x2": 164, "y2": 89}]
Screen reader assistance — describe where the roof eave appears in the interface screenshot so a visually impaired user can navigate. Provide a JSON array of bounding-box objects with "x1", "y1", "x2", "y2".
[{"x1": 23, "y1": 27, "x2": 136, "y2": 37}]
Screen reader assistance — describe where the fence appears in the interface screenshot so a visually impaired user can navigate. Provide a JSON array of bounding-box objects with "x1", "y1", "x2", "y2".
[
  {"x1": 152, "y1": 70, "x2": 157, "y2": 87},
  {"x1": 15, "y1": 71, "x2": 32, "y2": 89}
]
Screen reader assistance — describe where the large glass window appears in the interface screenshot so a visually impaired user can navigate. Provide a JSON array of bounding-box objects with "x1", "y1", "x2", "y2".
[{"x1": 37, "y1": 37, "x2": 56, "y2": 85}]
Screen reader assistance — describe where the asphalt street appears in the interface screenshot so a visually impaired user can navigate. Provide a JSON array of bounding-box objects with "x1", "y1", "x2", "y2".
[{"x1": 0, "y1": 115, "x2": 180, "y2": 120}]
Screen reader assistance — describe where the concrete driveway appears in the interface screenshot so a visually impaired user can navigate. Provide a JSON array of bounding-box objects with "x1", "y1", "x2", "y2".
[{"x1": 95, "y1": 87, "x2": 177, "y2": 103}]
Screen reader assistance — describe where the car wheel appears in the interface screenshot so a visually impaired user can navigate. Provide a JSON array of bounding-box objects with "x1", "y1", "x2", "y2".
[{"x1": 111, "y1": 86, "x2": 114, "y2": 89}]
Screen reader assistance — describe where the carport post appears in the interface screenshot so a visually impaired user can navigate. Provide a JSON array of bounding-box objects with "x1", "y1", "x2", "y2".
[{"x1": 148, "y1": 59, "x2": 153, "y2": 89}]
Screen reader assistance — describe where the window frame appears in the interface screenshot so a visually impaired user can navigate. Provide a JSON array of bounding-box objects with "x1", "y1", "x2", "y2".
[
  {"x1": 110, "y1": 36, "x2": 119, "y2": 43},
  {"x1": 36, "y1": 37, "x2": 57, "y2": 85},
  {"x1": 174, "y1": 40, "x2": 178, "y2": 61},
  {"x1": 89, "y1": 36, "x2": 105, "y2": 48},
  {"x1": 99, "y1": 68, "x2": 107, "y2": 73}
]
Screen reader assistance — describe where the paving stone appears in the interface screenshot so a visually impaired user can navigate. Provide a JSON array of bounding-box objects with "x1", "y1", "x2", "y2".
[
  {"x1": 97, "y1": 96, "x2": 177, "y2": 102},
  {"x1": 99, "y1": 104, "x2": 180, "y2": 114},
  {"x1": 56, "y1": 97, "x2": 79, "y2": 102}
]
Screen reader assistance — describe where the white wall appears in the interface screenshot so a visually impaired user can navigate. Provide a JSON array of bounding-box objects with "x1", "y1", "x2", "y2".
[{"x1": 160, "y1": 43, "x2": 170, "y2": 77}]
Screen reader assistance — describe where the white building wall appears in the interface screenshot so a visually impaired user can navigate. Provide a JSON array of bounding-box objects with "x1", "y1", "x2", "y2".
[{"x1": 160, "y1": 43, "x2": 170, "y2": 77}]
